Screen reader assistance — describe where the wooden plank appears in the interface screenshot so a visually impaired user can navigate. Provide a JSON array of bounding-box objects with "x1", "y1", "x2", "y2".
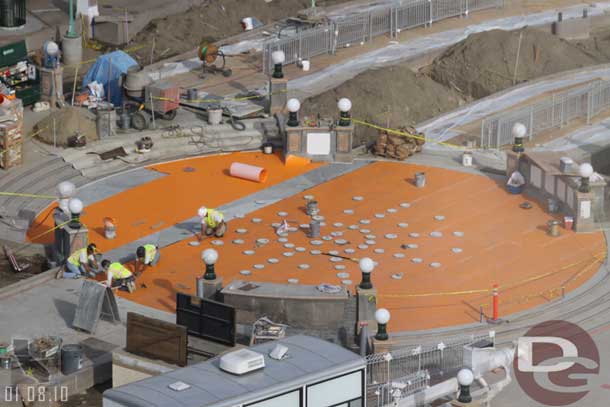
[{"x1": 126, "y1": 312, "x2": 188, "y2": 367}]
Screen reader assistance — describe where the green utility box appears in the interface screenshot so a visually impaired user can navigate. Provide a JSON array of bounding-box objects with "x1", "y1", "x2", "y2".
[{"x1": 0, "y1": 40, "x2": 40, "y2": 106}]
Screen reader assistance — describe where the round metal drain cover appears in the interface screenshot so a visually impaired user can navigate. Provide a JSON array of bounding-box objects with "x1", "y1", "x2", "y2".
[
  {"x1": 345, "y1": 248, "x2": 355, "y2": 254},
  {"x1": 278, "y1": 237, "x2": 288, "y2": 243},
  {"x1": 310, "y1": 240, "x2": 323, "y2": 246},
  {"x1": 295, "y1": 247, "x2": 306, "y2": 252},
  {"x1": 284, "y1": 243, "x2": 295, "y2": 248},
  {"x1": 365, "y1": 240, "x2": 376, "y2": 245},
  {"x1": 310, "y1": 250, "x2": 321, "y2": 255},
  {"x1": 271, "y1": 223, "x2": 280, "y2": 228},
  {"x1": 232, "y1": 239, "x2": 244, "y2": 245},
  {"x1": 385, "y1": 234, "x2": 398, "y2": 239},
  {"x1": 412, "y1": 258, "x2": 423, "y2": 264},
  {"x1": 253, "y1": 264, "x2": 265, "y2": 270},
  {"x1": 352, "y1": 196, "x2": 364, "y2": 201},
  {"x1": 398, "y1": 223, "x2": 408, "y2": 228},
  {"x1": 393, "y1": 253, "x2": 405, "y2": 259},
  {"x1": 430, "y1": 262, "x2": 442, "y2": 268},
  {"x1": 268, "y1": 258, "x2": 279, "y2": 264},
  {"x1": 298, "y1": 264, "x2": 310, "y2": 270},
  {"x1": 256, "y1": 238, "x2": 270, "y2": 245},
  {"x1": 430, "y1": 232, "x2": 443, "y2": 238},
  {"x1": 300, "y1": 224, "x2": 309, "y2": 229},
  {"x1": 452, "y1": 247, "x2": 463, "y2": 253},
  {"x1": 409, "y1": 232, "x2": 420, "y2": 238},
  {"x1": 304, "y1": 195, "x2": 314, "y2": 200},
  {"x1": 322, "y1": 236, "x2": 333, "y2": 241},
  {"x1": 331, "y1": 231, "x2": 344, "y2": 237},
  {"x1": 335, "y1": 265, "x2": 346, "y2": 270},
  {"x1": 342, "y1": 280, "x2": 353, "y2": 285},
  {"x1": 312, "y1": 215, "x2": 325, "y2": 221},
  {"x1": 335, "y1": 239, "x2": 348, "y2": 245},
  {"x1": 348, "y1": 225, "x2": 359, "y2": 230},
  {"x1": 251, "y1": 218, "x2": 262, "y2": 223},
  {"x1": 330, "y1": 257, "x2": 343, "y2": 263},
  {"x1": 343, "y1": 209, "x2": 355, "y2": 215},
  {"x1": 387, "y1": 208, "x2": 398, "y2": 213},
  {"x1": 375, "y1": 213, "x2": 385, "y2": 219},
  {"x1": 400, "y1": 203, "x2": 411, "y2": 208},
  {"x1": 329, "y1": 250, "x2": 339, "y2": 255},
  {"x1": 359, "y1": 219, "x2": 371, "y2": 225},
  {"x1": 435, "y1": 215, "x2": 446, "y2": 221},
  {"x1": 365, "y1": 234, "x2": 376, "y2": 240},
  {"x1": 453, "y1": 231, "x2": 465, "y2": 237},
  {"x1": 358, "y1": 244, "x2": 369, "y2": 250},
  {"x1": 333, "y1": 222, "x2": 344, "y2": 228},
  {"x1": 337, "y1": 272, "x2": 350, "y2": 279},
  {"x1": 360, "y1": 229, "x2": 371, "y2": 234},
  {"x1": 283, "y1": 252, "x2": 295, "y2": 257},
  {"x1": 405, "y1": 243, "x2": 418, "y2": 249},
  {"x1": 243, "y1": 250, "x2": 255, "y2": 255},
  {"x1": 288, "y1": 278, "x2": 299, "y2": 284},
  {"x1": 277, "y1": 211, "x2": 288, "y2": 217},
  {"x1": 374, "y1": 248, "x2": 385, "y2": 254},
  {"x1": 391, "y1": 273, "x2": 404, "y2": 280},
  {"x1": 240, "y1": 270, "x2": 251, "y2": 276},
  {"x1": 236, "y1": 228, "x2": 248, "y2": 234},
  {"x1": 189, "y1": 241, "x2": 201, "y2": 247}
]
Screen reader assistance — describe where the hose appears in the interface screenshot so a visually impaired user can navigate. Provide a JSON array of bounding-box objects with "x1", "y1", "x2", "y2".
[{"x1": 223, "y1": 107, "x2": 246, "y2": 131}]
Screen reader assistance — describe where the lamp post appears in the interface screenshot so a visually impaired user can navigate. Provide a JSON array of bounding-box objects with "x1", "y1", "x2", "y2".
[
  {"x1": 202, "y1": 248, "x2": 219, "y2": 280},
  {"x1": 374, "y1": 308, "x2": 390, "y2": 340},
  {"x1": 67, "y1": 0, "x2": 78, "y2": 38},
  {"x1": 358, "y1": 257, "x2": 375, "y2": 289},
  {"x1": 512, "y1": 122, "x2": 527, "y2": 153},
  {"x1": 57, "y1": 181, "x2": 76, "y2": 215},
  {"x1": 338, "y1": 98, "x2": 352, "y2": 126},
  {"x1": 287, "y1": 98, "x2": 301, "y2": 127},
  {"x1": 271, "y1": 50, "x2": 286, "y2": 79},
  {"x1": 68, "y1": 198, "x2": 83, "y2": 229},
  {"x1": 457, "y1": 368, "x2": 474, "y2": 403},
  {"x1": 579, "y1": 163, "x2": 593, "y2": 193}
]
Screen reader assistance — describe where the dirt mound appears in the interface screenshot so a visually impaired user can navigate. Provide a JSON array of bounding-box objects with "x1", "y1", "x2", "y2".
[
  {"x1": 429, "y1": 27, "x2": 605, "y2": 99},
  {"x1": 132, "y1": 0, "x2": 348, "y2": 64},
  {"x1": 304, "y1": 65, "x2": 464, "y2": 145},
  {"x1": 35, "y1": 107, "x2": 97, "y2": 147}
]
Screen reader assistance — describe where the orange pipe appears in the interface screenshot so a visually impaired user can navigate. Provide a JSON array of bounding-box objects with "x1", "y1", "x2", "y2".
[{"x1": 229, "y1": 162, "x2": 268, "y2": 183}]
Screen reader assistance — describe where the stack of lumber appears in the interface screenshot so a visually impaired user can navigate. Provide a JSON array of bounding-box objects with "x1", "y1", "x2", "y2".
[{"x1": 373, "y1": 127, "x2": 425, "y2": 160}]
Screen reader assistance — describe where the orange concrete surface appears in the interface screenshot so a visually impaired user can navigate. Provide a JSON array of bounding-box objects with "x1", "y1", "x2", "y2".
[
  {"x1": 117, "y1": 162, "x2": 606, "y2": 331},
  {"x1": 27, "y1": 152, "x2": 322, "y2": 252}
]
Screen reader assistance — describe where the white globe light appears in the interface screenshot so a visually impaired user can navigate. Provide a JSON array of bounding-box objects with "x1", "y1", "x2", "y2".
[
  {"x1": 198, "y1": 206, "x2": 207, "y2": 218},
  {"x1": 338, "y1": 98, "x2": 352, "y2": 112},
  {"x1": 57, "y1": 181, "x2": 76, "y2": 198},
  {"x1": 512, "y1": 122, "x2": 527, "y2": 139},
  {"x1": 375, "y1": 308, "x2": 390, "y2": 324},
  {"x1": 202, "y1": 248, "x2": 219, "y2": 265},
  {"x1": 272, "y1": 50, "x2": 286, "y2": 64},
  {"x1": 457, "y1": 368, "x2": 474, "y2": 386},
  {"x1": 287, "y1": 98, "x2": 301, "y2": 113},
  {"x1": 579, "y1": 163, "x2": 594, "y2": 178},
  {"x1": 45, "y1": 41, "x2": 59, "y2": 56},
  {"x1": 359, "y1": 257, "x2": 375, "y2": 273},
  {"x1": 68, "y1": 198, "x2": 83, "y2": 214}
]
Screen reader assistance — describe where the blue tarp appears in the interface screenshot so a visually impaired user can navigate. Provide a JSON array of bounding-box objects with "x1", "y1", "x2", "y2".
[{"x1": 82, "y1": 50, "x2": 138, "y2": 107}]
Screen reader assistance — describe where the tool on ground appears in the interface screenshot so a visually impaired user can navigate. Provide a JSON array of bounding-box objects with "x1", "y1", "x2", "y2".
[
  {"x1": 198, "y1": 41, "x2": 233, "y2": 78},
  {"x1": 2, "y1": 244, "x2": 31, "y2": 273},
  {"x1": 320, "y1": 252, "x2": 359, "y2": 263}
]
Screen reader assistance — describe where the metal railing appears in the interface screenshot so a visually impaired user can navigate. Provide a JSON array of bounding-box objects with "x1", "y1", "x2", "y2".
[
  {"x1": 367, "y1": 370, "x2": 431, "y2": 407},
  {"x1": 365, "y1": 332, "x2": 494, "y2": 388},
  {"x1": 262, "y1": 0, "x2": 504, "y2": 74},
  {"x1": 481, "y1": 79, "x2": 610, "y2": 149}
]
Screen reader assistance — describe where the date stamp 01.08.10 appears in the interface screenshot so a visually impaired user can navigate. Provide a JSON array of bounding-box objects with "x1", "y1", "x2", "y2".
[{"x1": 3, "y1": 385, "x2": 70, "y2": 404}]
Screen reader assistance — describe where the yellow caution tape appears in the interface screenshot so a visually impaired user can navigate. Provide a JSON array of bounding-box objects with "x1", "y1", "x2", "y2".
[
  {"x1": 351, "y1": 118, "x2": 465, "y2": 149},
  {"x1": 380, "y1": 288, "x2": 491, "y2": 299}
]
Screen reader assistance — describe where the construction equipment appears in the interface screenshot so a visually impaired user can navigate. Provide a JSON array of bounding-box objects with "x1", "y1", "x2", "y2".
[{"x1": 197, "y1": 41, "x2": 232, "y2": 78}]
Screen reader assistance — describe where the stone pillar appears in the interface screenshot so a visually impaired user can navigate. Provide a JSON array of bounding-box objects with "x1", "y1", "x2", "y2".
[
  {"x1": 57, "y1": 224, "x2": 88, "y2": 262},
  {"x1": 269, "y1": 78, "x2": 288, "y2": 115},
  {"x1": 356, "y1": 286, "x2": 377, "y2": 335},
  {"x1": 505, "y1": 150, "x2": 521, "y2": 176},
  {"x1": 371, "y1": 336, "x2": 401, "y2": 354},
  {"x1": 196, "y1": 277, "x2": 223, "y2": 299},
  {"x1": 574, "y1": 191, "x2": 595, "y2": 232},
  {"x1": 334, "y1": 125, "x2": 354, "y2": 163}
]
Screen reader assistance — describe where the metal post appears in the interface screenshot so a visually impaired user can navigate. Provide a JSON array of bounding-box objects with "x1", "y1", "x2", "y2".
[
  {"x1": 149, "y1": 91, "x2": 156, "y2": 130},
  {"x1": 429, "y1": 0, "x2": 433, "y2": 26},
  {"x1": 52, "y1": 117, "x2": 56, "y2": 148},
  {"x1": 529, "y1": 108, "x2": 534, "y2": 140}
]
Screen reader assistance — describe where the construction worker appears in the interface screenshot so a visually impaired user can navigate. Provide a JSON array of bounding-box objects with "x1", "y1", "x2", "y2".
[
  {"x1": 101, "y1": 260, "x2": 136, "y2": 293},
  {"x1": 198, "y1": 206, "x2": 226, "y2": 238},
  {"x1": 135, "y1": 244, "x2": 160, "y2": 276},
  {"x1": 62, "y1": 243, "x2": 99, "y2": 279}
]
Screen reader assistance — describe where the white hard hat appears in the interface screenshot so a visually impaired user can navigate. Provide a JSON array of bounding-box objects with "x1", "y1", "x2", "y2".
[{"x1": 198, "y1": 206, "x2": 208, "y2": 218}]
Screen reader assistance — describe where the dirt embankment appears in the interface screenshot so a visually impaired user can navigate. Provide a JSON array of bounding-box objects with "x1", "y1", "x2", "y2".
[
  {"x1": 429, "y1": 27, "x2": 610, "y2": 99},
  {"x1": 0, "y1": 239, "x2": 47, "y2": 289},
  {"x1": 131, "y1": 0, "x2": 349, "y2": 64},
  {"x1": 304, "y1": 66, "x2": 465, "y2": 145},
  {"x1": 306, "y1": 26, "x2": 610, "y2": 145}
]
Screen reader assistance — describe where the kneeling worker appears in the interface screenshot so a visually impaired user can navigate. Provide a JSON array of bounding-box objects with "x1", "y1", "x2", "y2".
[
  {"x1": 198, "y1": 206, "x2": 226, "y2": 238},
  {"x1": 62, "y1": 243, "x2": 99, "y2": 279},
  {"x1": 135, "y1": 244, "x2": 159, "y2": 276},
  {"x1": 101, "y1": 260, "x2": 136, "y2": 293}
]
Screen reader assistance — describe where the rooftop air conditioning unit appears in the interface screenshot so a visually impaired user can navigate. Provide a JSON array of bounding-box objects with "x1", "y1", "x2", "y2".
[{"x1": 220, "y1": 349, "x2": 265, "y2": 375}]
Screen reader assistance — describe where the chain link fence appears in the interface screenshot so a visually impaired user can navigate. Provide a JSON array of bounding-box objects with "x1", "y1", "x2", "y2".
[
  {"x1": 262, "y1": 0, "x2": 504, "y2": 74},
  {"x1": 481, "y1": 79, "x2": 610, "y2": 149},
  {"x1": 367, "y1": 370, "x2": 431, "y2": 407}
]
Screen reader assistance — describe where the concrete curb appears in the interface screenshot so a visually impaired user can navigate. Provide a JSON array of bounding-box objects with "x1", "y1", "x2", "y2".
[{"x1": 0, "y1": 267, "x2": 59, "y2": 301}]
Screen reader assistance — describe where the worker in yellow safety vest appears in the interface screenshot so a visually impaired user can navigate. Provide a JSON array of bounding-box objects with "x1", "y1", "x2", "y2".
[
  {"x1": 135, "y1": 244, "x2": 160, "y2": 276},
  {"x1": 101, "y1": 260, "x2": 136, "y2": 293},
  {"x1": 198, "y1": 206, "x2": 227, "y2": 238},
  {"x1": 62, "y1": 243, "x2": 99, "y2": 279}
]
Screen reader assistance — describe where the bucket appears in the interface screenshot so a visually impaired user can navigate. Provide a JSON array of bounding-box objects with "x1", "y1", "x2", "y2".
[
  {"x1": 61, "y1": 344, "x2": 83, "y2": 375},
  {"x1": 564, "y1": 216, "x2": 574, "y2": 230},
  {"x1": 262, "y1": 143, "x2": 273, "y2": 154},
  {"x1": 302, "y1": 60, "x2": 310, "y2": 71},
  {"x1": 507, "y1": 184, "x2": 523, "y2": 194},
  {"x1": 96, "y1": 105, "x2": 116, "y2": 139},
  {"x1": 187, "y1": 88, "x2": 198, "y2": 102},
  {"x1": 306, "y1": 200, "x2": 319, "y2": 216},
  {"x1": 462, "y1": 152, "x2": 473, "y2": 167},
  {"x1": 309, "y1": 219, "x2": 321, "y2": 238},
  {"x1": 104, "y1": 217, "x2": 116, "y2": 239},
  {"x1": 62, "y1": 35, "x2": 83, "y2": 67},
  {"x1": 415, "y1": 172, "x2": 426, "y2": 188},
  {"x1": 208, "y1": 109, "x2": 223, "y2": 125},
  {"x1": 119, "y1": 110, "x2": 131, "y2": 130},
  {"x1": 547, "y1": 220, "x2": 560, "y2": 237}
]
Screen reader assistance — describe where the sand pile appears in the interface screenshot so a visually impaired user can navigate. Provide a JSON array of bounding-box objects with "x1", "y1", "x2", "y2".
[
  {"x1": 35, "y1": 107, "x2": 98, "y2": 147},
  {"x1": 304, "y1": 65, "x2": 464, "y2": 145},
  {"x1": 428, "y1": 27, "x2": 605, "y2": 99},
  {"x1": 132, "y1": 0, "x2": 348, "y2": 64}
]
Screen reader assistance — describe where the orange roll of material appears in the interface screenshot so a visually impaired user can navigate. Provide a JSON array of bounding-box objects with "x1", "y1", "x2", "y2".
[{"x1": 229, "y1": 162, "x2": 268, "y2": 183}]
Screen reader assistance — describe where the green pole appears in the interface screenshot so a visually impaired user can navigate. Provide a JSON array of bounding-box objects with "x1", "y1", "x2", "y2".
[
  {"x1": 311, "y1": 0, "x2": 316, "y2": 14},
  {"x1": 67, "y1": 0, "x2": 77, "y2": 37}
]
